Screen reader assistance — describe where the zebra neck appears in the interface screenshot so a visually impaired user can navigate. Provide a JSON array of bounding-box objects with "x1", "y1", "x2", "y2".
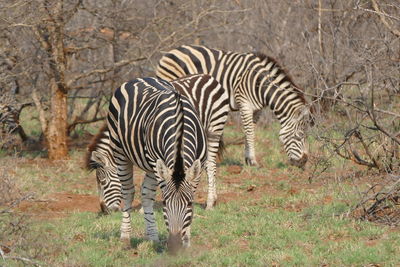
[
  {"x1": 275, "y1": 102, "x2": 306, "y2": 128},
  {"x1": 260, "y1": 77, "x2": 306, "y2": 125}
]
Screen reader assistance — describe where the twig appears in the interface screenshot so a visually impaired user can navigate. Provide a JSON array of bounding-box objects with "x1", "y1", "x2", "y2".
[
  {"x1": 370, "y1": 0, "x2": 400, "y2": 37},
  {"x1": 0, "y1": 193, "x2": 35, "y2": 214},
  {"x1": 66, "y1": 57, "x2": 146, "y2": 87},
  {"x1": 3, "y1": 255, "x2": 42, "y2": 267},
  {"x1": 67, "y1": 116, "x2": 106, "y2": 134},
  {"x1": 351, "y1": 178, "x2": 400, "y2": 225},
  {"x1": 355, "y1": 1, "x2": 400, "y2": 22}
]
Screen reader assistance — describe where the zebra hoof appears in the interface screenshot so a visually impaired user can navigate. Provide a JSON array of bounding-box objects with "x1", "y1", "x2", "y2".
[
  {"x1": 147, "y1": 236, "x2": 160, "y2": 243},
  {"x1": 138, "y1": 206, "x2": 144, "y2": 214},
  {"x1": 205, "y1": 199, "x2": 217, "y2": 210},
  {"x1": 121, "y1": 236, "x2": 131, "y2": 249},
  {"x1": 245, "y1": 157, "x2": 258, "y2": 166}
]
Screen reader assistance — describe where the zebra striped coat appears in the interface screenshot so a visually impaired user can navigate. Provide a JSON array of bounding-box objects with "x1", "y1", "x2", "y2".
[
  {"x1": 0, "y1": 94, "x2": 21, "y2": 135},
  {"x1": 157, "y1": 45, "x2": 312, "y2": 167},
  {"x1": 103, "y1": 77, "x2": 207, "y2": 253},
  {"x1": 87, "y1": 74, "x2": 229, "y2": 214}
]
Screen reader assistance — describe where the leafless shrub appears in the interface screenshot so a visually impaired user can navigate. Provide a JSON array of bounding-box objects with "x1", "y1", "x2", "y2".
[
  {"x1": 350, "y1": 174, "x2": 400, "y2": 226},
  {"x1": 0, "y1": 164, "x2": 47, "y2": 267},
  {"x1": 304, "y1": 0, "x2": 400, "y2": 174}
]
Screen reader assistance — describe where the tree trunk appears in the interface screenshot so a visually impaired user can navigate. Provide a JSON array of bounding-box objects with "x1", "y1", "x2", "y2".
[{"x1": 47, "y1": 78, "x2": 68, "y2": 160}]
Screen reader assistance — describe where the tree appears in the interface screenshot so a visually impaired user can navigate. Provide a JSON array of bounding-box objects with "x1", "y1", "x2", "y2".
[{"x1": 1, "y1": 0, "x2": 247, "y2": 159}]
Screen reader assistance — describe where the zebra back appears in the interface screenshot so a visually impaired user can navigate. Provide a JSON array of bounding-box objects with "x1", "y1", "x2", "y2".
[
  {"x1": 157, "y1": 45, "x2": 307, "y2": 113},
  {"x1": 171, "y1": 74, "x2": 229, "y2": 139}
]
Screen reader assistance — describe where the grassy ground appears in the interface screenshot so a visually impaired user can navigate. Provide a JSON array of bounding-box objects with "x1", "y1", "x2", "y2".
[{"x1": 1, "y1": 121, "x2": 400, "y2": 266}]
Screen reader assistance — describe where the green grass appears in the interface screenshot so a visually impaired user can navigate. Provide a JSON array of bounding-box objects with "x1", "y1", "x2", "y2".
[
  {"x1": 4, "y1": 194, "x2": 398, "y2": 266},
  {"x1": 1, "y1": 122, "x2": 400, "y2": 266}
]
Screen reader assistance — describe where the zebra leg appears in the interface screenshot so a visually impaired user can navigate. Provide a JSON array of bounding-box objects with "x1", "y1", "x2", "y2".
[
  {"x1": 205, "y1": 139, "x2": 219, "y2": 210},
  {"x1": 141, "y1": 173, "x2": 159, "y2": 242},
  {"x1": 117, "y1": 158, "x2": 135, "y2": 243},
  {"x1": 183, "y1": 225, "x2": 191, "y2": 248},
  {"x1": 239, "y1": 104, "x2": 258, "y2": 166},
  {"x1": 253, "y1": 110, "x2": 262, "y2": 124}
]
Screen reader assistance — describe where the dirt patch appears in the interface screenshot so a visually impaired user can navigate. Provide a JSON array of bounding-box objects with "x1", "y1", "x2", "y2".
[
  {"x1": 18, "y1": 193, "x2": 101, "y2": 219},
  {"x1": 226, "y1": 165, "x2": 242, "y2": 174}
]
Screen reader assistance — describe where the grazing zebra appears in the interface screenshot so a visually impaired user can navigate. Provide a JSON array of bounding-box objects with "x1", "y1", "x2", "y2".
[
  {"x1": 156, "y1": 45, "x2": 313, "y2": 167},
  {"x1": 100, "y1": 77, "x2": 207, "y2": 253},
  {"x1": 87, "y1": 74, "x2": 229, "y2": 212}
]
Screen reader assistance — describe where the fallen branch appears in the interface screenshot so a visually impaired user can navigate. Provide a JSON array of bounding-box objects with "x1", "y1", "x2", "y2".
[
  {"x1": 0, "y1": 193, "x2": 35, "y2": 214},
  {"x1": 351, "y1": 178, "x2": 400, "y2": 226},
  {"x1": 2, "y1": 255, "x2": 42, "y2": 267}
]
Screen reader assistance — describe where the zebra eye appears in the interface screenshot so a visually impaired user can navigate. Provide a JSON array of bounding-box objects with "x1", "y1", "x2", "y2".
[{"x1": 297, "y1": 131, "x2": 305, "y2": 139}]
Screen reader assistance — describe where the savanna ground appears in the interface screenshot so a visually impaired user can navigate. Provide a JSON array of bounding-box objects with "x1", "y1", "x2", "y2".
[{"x1": 1, "y1": 105, "x2": 400, "y2": 267}]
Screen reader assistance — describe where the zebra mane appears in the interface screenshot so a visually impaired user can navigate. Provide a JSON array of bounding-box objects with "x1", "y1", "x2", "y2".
[
  {"x1": 254, "y1": 52, "x2": 306, "y2": 103},
  {"x1": 85, "y1": 124, "x2": 108, "y2": 170},
  {"x1": 171, "y1": 92, "x2": 185, "y2": 187}
]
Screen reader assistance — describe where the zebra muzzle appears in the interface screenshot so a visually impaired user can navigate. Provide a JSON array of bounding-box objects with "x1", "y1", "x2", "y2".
[
  {"x1": 167, "y1": 232, "x2": 183, "y2": 255},
  {"x1": 289, "y1": 153, "x2": 308, "y2": 169}
]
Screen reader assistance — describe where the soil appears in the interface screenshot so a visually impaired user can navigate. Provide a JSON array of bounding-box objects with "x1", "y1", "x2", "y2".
[
  {"x1": 15, "y1": 157, "x2": 399, "y2": 227},
  {"x1": 14, "y1": 161, "x2": 321, "y2": 219},
  {"x1": 18, "y1": 193, "x2": 101, "y2": 219}
]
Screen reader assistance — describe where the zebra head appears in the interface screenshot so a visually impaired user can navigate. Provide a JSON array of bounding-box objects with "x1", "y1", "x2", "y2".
[
  {"x1": 155, "y1": 158, "x2": 202, "y2": 254},
  {"x1": 90, "y1": 150, "x2": 121, "y2": 214},
  {"x1": 279, "y1": 107, "x2": 312, "y2": 169}
]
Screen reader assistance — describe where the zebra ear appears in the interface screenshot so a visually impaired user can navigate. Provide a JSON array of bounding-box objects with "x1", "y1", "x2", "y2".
[
  {"x1": 90, "y1": 151, "x2": 107, "y2": 168},
  {"x1": 155, "y1": 159, "x2": 172, "y2": 181},
  {"x1": 300, "y1": 107, "x2": 315, "y2": 127},
  {"x1": 186, "y1": 159, "x2": 202, "y2": 188},
  {"x1": 296, "y1": 108, "x2": 310, "y2": 123}
]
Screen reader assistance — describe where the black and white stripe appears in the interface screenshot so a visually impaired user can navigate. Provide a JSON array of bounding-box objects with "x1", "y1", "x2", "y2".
[
  {"x1": 172, "y1": 74, "x2": 229, "y2": 208},
  {"x1": 88, "y1": 74, "x2": 229, "y2": 214},
  {"x1": 157, "y1": 45, "x2": 312, "y2": 167},
  {"x1": 0, "y1": 102, "x2": 19, "y2": 134},
  {"x1": 102, "y1": 77, "x2": 207, "y2": 252}
]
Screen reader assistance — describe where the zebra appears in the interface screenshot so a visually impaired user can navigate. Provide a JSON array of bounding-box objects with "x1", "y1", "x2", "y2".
[
  {"x1": 0, "y1": 93, "x2": 32, "y2": 148},
  {"x1": 0, "y1": 105, "x2": 19, "y2": 134},
  {"x1": 87, "y1": 74, "x2": 229, "y2": 212},
  {"x1": 98, "y1": 77, "x2": 207, "y2": 253},
  {"x1": 0, "y1": 95, "x2": 20, "y2": 135},
  {"x1": 156, "y1": 45, "x2": 313, "y2": 168}
]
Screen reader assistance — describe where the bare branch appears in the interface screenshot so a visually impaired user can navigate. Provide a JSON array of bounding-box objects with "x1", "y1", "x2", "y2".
[
  {"x1": 370, "y1": 0, "x2": 400, "y2": 37},
  {"x1": 3, "y1": 255, "x2": 42, "y2": 267},
  {"x1": 67, "y1": 116, "x2": 106, "y2": 135},
  {"x1": 66, "y1": 57, "x2": 146, "y2": 87}
]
